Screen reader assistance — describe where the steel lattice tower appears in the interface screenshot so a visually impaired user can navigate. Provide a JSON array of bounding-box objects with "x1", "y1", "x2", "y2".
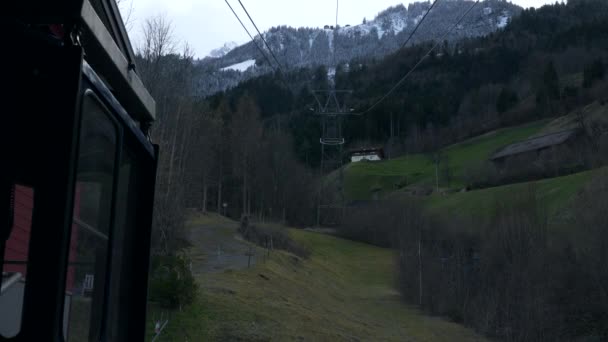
[{"x1": 313, "y1": 89, "x2": 353, "y2": 226}]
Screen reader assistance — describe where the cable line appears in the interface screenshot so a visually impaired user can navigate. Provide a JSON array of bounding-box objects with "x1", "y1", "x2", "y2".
[
  {"x1": 333, "y1": 0, "x2": 339, "y2": 66},
  {"x1": 223, "y1": 0, "x2": 276, "y2": 73},
  {"x1": 237, "y1": 0, "x2": 286, "y2": 75},
  {"x1": 336, "y1": 0, "x2": 339, "y2": 28},
  {"x1": 361, "y1": 0, "x2": 480, "y2": 115},
  {"x1": 400, "y1": 0, "x2": 441, "y2": 50}
]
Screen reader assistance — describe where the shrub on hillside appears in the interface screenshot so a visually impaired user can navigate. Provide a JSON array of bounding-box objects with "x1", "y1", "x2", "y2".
[
  {"x1": 583, "y1": 59, "x2": 605, "y2": 88},
  {"x1": 463, "y1": 161, "x2": 500, "y2": 189},
  {"x1": 570, "y1": 173, "x2": 608, "y2": 337},
  {"x1": 149, "y1": 255, "x2": 198, "y2": 309},
  {"x1": 339, "y1": 200, "x2": 424, "y2": 248},
  {"x1": 238, "y1": 218, "x2": 310, "y2": 258}
]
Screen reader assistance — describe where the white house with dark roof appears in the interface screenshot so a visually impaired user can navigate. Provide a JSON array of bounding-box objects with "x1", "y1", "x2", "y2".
[{"x1": 350, "y1": 147, "x2": 384, "y2": 163}]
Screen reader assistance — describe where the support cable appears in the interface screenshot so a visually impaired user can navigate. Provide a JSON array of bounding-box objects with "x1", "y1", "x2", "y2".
[
  {"x1": 223, "y1": 0, "x2": 276, "y2": 73},
  {"x1": 237, "y1": 0, "x2": 287, "y2": 75},
  {"x1": 400, "y1": 0, "x2": 441, "y2": 50},
  {"x1": 360, "y1": 0, "x2": 480, "y2": 115}
]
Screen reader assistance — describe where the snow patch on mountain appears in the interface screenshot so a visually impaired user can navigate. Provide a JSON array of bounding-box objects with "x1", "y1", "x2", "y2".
[
  {"x1": 327, "y1": 67, "x2": 336, "y2": 79},
  {"x1": 221, "y1": 59, "x2": 256, "y2": 72},
  {"x1": 326, "y1": 29, "x2": 335, "y2": 51},
  {"x1": 497, "y1": 13, "x2": 509, "y2": 28},
  {"x1": 327, "y1": 67, "x2": 337, "y2": 86}
]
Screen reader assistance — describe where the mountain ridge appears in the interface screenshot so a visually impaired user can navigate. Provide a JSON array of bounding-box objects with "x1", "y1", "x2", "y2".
[{"x1": 196, "y1": 0, "x2": 522, "y2": 97}]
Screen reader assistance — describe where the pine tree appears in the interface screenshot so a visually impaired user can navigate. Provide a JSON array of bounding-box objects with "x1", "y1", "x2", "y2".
[
  {"x1": 543, "y1": 61, "x2": 560, "y2": 100},
  {"x1": 583, "y1": 59, "x2": 605, "y2": 88},
  {"x1": 496, "y1": 87, "x2": 518, "y2": 114}
]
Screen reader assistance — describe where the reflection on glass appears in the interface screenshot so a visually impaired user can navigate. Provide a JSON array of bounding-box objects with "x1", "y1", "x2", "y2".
[
  {"x1": 1, "y1": 185, "x2": 34, "y2": 338},
  {"x1": 105, "y1": 148, "x2": 139, "y2": 341},
  {"x1": 64, "y1": 94, "x2": 117, "y2": 341}
]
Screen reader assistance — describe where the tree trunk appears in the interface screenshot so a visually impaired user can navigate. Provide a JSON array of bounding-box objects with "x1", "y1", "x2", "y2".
[
  {"x1": 217, "y1": 154, "x2": 223, "y2": 214},
  {"x1": 435, "y1": 160, "x2": 439, "y2": 192},
  {"x1": 390, "y1": 112, "x2": 394, "y2": 139},
  {"x1": 247, "y1": 185, "x2": 252, "y2": 217},
  {"x1": 282, "y1": 188, "x2": 287, "y2": 223},
  {"x1": 202, "y1": 182, "x2": 208, "y2": 213},
  {"x1": 282, "y1": 207, "x2": 287, "y2": 223},
  {"x1": 397, "y1": 115, "x2": 401, "y2": 137},
  {"x1": 242, "y1": 166, "x2": 247, "y2": 217},
  {"x1": 166, "y1": 105, "x2": 182, "y2": 198},
  {"x1": 258, "y1": 198, "x2": 263, "y2": 222},
  {"x1": 419, "y1": 238, "x2": 423, "y2": 306},
  {"x1": 217, "y1": 175, "x2": 223, "y2": 214}
]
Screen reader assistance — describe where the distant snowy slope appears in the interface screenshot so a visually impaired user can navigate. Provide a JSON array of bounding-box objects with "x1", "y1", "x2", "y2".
[{"x1": 221, "y1": 59, "x2": 256, "y2": 72}]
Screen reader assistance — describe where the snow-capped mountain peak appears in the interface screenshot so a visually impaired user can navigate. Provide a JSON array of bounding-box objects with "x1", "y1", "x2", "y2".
[{"x1": 208, "y1": 41, "x2": 238, "y2": 58}]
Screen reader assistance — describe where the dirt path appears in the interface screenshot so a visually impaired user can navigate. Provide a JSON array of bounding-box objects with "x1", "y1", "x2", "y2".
[{"x1": 188, "y1": 214, "x2": 257, "y2": 275}]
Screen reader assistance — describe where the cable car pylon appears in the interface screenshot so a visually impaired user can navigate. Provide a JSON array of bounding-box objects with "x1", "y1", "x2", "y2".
[{"x1": 311, "y1": 88, "x2": 353, "y2": 227}]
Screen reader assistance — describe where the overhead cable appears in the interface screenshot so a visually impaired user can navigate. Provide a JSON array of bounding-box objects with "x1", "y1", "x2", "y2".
[{"x1": 361, "y1": 0, "x2": 480, "y2": 115}]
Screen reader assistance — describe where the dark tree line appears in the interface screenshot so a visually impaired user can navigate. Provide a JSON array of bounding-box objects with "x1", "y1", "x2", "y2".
[
  {"x1": 339, "y1": 178, "x2": 608, "y2": 341},
  {"x1": 186, "y1": 94, "x2": 317, "y2": 226}
]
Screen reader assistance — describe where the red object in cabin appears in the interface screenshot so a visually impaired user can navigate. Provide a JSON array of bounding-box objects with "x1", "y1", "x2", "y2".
[
  {"x1": 4, "y1": 185, "x2": 34, "y2": 276},
  {"x1": 67, "y1": 186, "x2": 81, "y2": 292},
  {"x1": 3, "y1": 184, "x2": 81, "y2": 291},
  {"x1": 49, "y1": 24, "x2": 66, "y2": 40}
]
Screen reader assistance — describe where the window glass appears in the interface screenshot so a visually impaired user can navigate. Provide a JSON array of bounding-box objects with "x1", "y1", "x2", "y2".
[
  {"x1": 105, "y1": 147, "x2": 140, "y2": 340},
  {"x1": 64, "y1": 93, "x2": 118, "y2": 341},
  {"x1": 1, "y1": 184, "x2": 34, "y2": 338}
]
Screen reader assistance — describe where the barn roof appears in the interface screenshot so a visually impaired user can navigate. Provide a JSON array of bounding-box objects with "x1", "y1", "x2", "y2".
[{"x1": 491, "y1": 129, "x2": 579, "y2": 160}]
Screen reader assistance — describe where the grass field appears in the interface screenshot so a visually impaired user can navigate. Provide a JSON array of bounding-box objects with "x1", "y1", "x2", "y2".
[
  {"x1": 344, "y1": 120, "x2": 548, "y2": 200},
  {"x1": 149, "y1": 216, "x2": 486, "y2": 341},
  {"x1": 420, "y1": 168, "x2": 600, "y2": 230}
]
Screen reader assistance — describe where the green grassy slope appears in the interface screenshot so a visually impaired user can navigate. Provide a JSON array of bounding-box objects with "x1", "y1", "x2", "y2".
[
  {"x1": 535, "y1": 101, "x2": 608, "y2": 136},
  {"x1": 152, "y1": 218, "x2": 486, "y2": 341},
  {"x1": 420, "y1": 169, "x2": 598, "y2": 229},
  {"x1": 345, "y1": 120, "x2": 548, "y2": 200}
]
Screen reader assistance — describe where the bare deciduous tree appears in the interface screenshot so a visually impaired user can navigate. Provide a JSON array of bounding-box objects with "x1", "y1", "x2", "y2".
[
  {"x1": 231, "y1": 95, "x2": 263, "y2": 217},
  {"x1": 115, "y1": 0, "x2": 135, "y2": 33},
  {"x1": 137, "y1": 15, "x2": 195, "y2": 255}
]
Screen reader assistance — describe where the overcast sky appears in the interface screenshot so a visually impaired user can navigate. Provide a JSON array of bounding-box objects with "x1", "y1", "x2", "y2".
[{"x1": 123, "y1": 0, "x2": 559, "y2": 58}]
